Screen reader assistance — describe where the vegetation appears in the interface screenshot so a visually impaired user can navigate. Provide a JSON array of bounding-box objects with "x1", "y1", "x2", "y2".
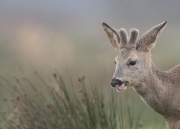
[{"x1": 0, "y1": 71, "x2": 167, "y2": 129}]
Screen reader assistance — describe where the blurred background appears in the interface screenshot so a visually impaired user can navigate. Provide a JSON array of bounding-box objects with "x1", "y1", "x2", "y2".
[{"x1": 0, "y1": 1, "x2": 180, "y2": 126}]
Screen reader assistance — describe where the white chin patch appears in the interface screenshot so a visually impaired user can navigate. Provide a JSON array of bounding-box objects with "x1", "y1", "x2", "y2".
[{"x1": 116, "y1": 83, "x2": 127, "y2": 92}]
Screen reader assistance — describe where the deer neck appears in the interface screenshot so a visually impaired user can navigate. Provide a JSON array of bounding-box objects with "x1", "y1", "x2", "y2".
[
  {"x1": 134, "y1": 59, "x2": 171, "y2": 114},
  {"x1": 135, "y1": 59, "x2": 169, "y2": 93},
  {"x1": 150, "y1": 63, "x2": 170, "y2": 85}
]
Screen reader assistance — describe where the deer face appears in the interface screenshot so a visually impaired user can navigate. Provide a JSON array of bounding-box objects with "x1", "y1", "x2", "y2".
[
  {"x1": 112, "y1": 48, "x2": 145, "y2": 91},
  {"x1": 102, "y1": 21, "x2": 167, "y2": 91}
]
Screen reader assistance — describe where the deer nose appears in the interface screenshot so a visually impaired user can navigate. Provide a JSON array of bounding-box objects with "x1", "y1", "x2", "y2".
[{"x1": 110, "y1": 78, "x2": 122, "y2": 87}]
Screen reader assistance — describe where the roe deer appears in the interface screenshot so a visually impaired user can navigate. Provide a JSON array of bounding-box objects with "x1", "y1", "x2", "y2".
[{"x1": 102, "y1": 21, "x2": 180, "y2": 129}]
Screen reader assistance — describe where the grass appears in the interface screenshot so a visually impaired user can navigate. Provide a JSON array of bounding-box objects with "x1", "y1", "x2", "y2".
[{"x1": 0, "y1": 71, "x2": 167, "y2": 129}]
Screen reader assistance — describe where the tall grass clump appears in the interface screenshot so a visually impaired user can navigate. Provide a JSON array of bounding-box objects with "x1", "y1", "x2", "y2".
[{"x1": 0, "y1": 72, "x2": 166, "y2": 129}]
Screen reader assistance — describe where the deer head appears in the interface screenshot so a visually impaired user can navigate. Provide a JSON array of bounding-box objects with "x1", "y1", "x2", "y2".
[{"x1": 102, "y1": 21, "x2": 167, "y2": 91}]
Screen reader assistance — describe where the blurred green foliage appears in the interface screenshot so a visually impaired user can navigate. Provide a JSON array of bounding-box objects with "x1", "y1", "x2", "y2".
[{"x1": 0, "y1": 72, "x2": 167, "y2": 129}]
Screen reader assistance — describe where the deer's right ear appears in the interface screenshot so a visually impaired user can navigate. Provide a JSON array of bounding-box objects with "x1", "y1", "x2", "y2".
[
  {"x1": 102, "y1": 23, "x2": 120, "y2": 50},
  {"x1": 136, "y1": 21, "x2": 167, "y2": 52}
]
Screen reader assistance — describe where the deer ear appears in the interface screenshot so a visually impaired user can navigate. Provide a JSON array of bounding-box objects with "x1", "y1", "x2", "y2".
[
  {"x1": 102, "y1": 23, "x2": 120, "y2": 50},
  {"x1": 137, "y1": 21, "x2": 167, "y2": 51}
]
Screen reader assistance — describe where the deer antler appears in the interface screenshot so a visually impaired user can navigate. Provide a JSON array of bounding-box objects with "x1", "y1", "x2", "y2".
[{"x1": 129, "y1": 28, "x2": 139, "y2": 44}]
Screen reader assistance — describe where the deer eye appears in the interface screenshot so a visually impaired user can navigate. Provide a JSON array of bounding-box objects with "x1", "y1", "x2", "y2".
[{"x1": 128, "y1": 61, "x2": 136, "y2": 66}]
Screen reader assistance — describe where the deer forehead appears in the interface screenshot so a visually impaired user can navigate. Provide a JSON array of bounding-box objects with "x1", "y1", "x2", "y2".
[{"x1": 116, "y1": 49, "x2": 138, "y2": 63}]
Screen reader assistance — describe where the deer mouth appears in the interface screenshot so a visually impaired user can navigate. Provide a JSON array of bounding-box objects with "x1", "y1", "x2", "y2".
[
  {"x1": 110, "y1": 79, "x2": 128, "y2": 91},
  {"x1": 116, "y1": 82, "x2": 127, "y2": 91}
]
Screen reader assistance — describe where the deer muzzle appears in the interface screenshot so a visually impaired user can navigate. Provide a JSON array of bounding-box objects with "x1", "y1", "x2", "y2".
[{"x1": 110, "y1": 78, "x2": 127, "y2": 91}]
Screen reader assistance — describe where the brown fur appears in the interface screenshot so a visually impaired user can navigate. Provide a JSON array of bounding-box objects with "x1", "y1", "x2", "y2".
[{"x1": 102, "y1": 21, "x2": 180, "y2": 129}]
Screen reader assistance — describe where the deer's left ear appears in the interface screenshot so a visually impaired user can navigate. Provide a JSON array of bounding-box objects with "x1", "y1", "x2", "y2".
[
  {"x1": 102, "y1": 23, "x2": 120, "y2": 50},
  {"x1": 137, "y1": 21, "x2": 167, "y2": 51}
]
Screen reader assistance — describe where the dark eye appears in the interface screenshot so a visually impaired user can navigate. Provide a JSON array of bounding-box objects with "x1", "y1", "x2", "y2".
[
  {"x1": 128, "y1": 61, "x2": 136, "y2": 66},
  {"x1": 114, "y1": 61, "x2": 116, "y2": 65}
]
